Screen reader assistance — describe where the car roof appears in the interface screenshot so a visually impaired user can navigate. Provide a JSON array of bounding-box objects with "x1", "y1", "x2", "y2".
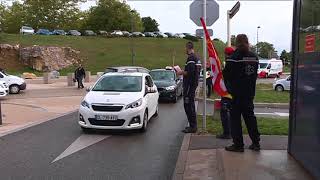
[
  {"x1": 107, "y1": 66, "x2": 149, "y2": 70},
  {"x1": 150, "y1": 69, "x2": 174, "y2": 72},
  {"x1": 102, "y1": 72, "x2": 147, "y2": 77}
]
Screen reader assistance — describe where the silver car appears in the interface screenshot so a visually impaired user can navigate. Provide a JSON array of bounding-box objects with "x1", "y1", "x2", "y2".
[{"x1": 273, "y1": 75, "x2": 291, "y2": 91}]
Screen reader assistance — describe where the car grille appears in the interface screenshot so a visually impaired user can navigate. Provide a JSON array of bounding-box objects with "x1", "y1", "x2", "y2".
[
  {"x1": 88, "y1": 118, "x2": 125, "y2": 126},
  {"x1": 157, "y1": 88, "x2": 165, "y2": 92},
  {"x1": 92, "y1": 105, "x2": 123, "y2": 112}
]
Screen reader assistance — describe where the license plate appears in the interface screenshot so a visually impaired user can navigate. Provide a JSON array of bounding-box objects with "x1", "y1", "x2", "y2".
[{"x1": 95, "y1": 115, "x2": 118, "y2": 121}]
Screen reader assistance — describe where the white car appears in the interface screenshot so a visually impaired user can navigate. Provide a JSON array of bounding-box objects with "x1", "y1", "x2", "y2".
[
  {"x1": 0, "y1": 81, "x2": 9, "y2": 97},
  {"x1": 20, "y1": 26, "x2": 35, "y2": 35},
  {"x1": 79, "y1": 72, "x2": 159, "y2": 132},
  {"x1": 111, "y1": 30, "x2": 123, "y2": 36},
  {"x1": 0, "y1": 71, "x2": 26, "y2": 94},
  {"x1": 273, "y1": 75, "x2": 291, "y2": 91}
]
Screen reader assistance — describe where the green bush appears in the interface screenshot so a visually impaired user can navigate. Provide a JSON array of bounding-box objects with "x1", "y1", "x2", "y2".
[{"x1": 184, "y1": 35, "x2": 198, "y2": 42}]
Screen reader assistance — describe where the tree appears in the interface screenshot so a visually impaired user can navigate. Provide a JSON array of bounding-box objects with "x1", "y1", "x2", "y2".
[
  {"x1": 254, "y1": 42, "x2": 276, "y2": 59},
  {"x1": 142, "y1": 17, "x2": 159, "y2": 32},
  {"x1": 280, "y1": 50, "x2": 292, "y2": 65},
  {"x1": 1, "y1": 2, "x2": 26, "y2": 33},
  {"x1": 85, "y1": 0, "x2": 143, "y2": 32}
]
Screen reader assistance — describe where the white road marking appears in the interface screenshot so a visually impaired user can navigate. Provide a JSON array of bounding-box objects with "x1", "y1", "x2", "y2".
[
  {"x1": 274, "y1": 112, "x2": 290, "y2": 117},
  {"x1": 52, "y1": 134, "x2": 111, "y2": 163},
  {"x1": 255, "y1": 112, "x2": 289, "y2": 117}
]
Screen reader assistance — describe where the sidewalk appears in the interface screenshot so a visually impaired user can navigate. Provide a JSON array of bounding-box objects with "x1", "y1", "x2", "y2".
[
  {"x1": 173, "y1": 134, "x2": 314, "y2": 180},
  {"x1": 0, "y1": 80, "x2": 92, "y2": 136}
]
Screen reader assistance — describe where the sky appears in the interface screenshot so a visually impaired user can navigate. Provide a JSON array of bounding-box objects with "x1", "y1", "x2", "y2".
[{"x1": 81, "y1": 0, "x2": 293, "y2": 53}]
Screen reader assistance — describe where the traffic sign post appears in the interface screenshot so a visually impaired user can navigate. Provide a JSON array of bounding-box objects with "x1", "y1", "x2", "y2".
[
  {"x1": 190, "y1": 0, "x2": 219, "y2": 132},
  {"x1": 227, "y1": 1, "x2": 240, "y2": 46},
  {"x1": 196, "y1": 29, "x2": 213, "y2": 38}
]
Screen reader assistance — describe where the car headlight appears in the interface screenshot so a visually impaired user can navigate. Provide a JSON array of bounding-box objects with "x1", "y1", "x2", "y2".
[
  {"x1": 165, "y1": 86, "x2": 176, "y2": 91},
  {"x1": 81, "y1": 100, "x2": 90, "y2": 109},
  {"x1": 125, "y1": 98, "x2": 143, "y2": 109}
]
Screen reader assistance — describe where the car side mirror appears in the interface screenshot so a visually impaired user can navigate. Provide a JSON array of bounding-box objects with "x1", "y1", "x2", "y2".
[{"x1": 86, "y1": 86, "x2": 92, "y2": 92}]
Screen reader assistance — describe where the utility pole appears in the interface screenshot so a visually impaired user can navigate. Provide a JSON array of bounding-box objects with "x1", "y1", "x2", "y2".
[{"x1": 257, "y1": 26, "x2": 261, "y2": 55}]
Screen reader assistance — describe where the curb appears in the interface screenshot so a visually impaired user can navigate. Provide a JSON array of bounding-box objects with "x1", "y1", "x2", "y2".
[
  {"x1": 196, "y1": 98, "x2": 289, "y2": 109},
  {"x1": 172, "y1": 133, "x2": 191, "y2": 180},
  {"x1": 0, "y1": 110, "x2": 77, "y2": 138}
]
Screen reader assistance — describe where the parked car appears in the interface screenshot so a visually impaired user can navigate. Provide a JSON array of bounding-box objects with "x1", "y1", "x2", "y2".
[
  {"x1": 0, "y1": 71, "x2": 26, "y2": 94},
  {"x1": 122, "y1": 31, "x2": 131, "y2": 37},
  {"x1": 98, "y1": 30, "x2": 108, "y2": 36},
  {"x1": 154, "y1": 32, "x2": 168, "y2": 38},
  {"x1": 258, "y1": 59, "x2": 283, "y2": 78},
  {"x1": 20, "y1": 26, "x2": 35, "y2": 35},
  {"x1": 52, "y1": 29, "x2": 66, "y2": 35},
  {"x1": 67, "y1": 30, "x2": 81, "y2": 36},
  {"x1": 79, "y1": 72, "x2": 159, "y2": 132},
  {"x1": 104, "y1": 66, "x2": 150, "y2": 74},
  {"x1": 84, "y1": 30, "x2": 97, "y2": 36},
  {"x1": 144, "y1": 32, "x2": 156, "y2": 37},
  {"x1": 111, "y1": 30, "x2": 123, "y2": 36},
  {"x1": 164, "y1": 32, "x2": 174, "y2": 38},
  {"x1": 0, "y1": 81, "x2": 9, "y2": 98},
  {"x1": 150, "y1": 67, "x2": 183, "y2": 103},
  {"x1": 36, "y1": 29, "x2": 52, "y2": 35},
  {"x1": 131, "y1": 32, "x2": 145, "y2": 37},
  {"x1": 273, "y1": 75, "x2": 291, "y2": 92},
  {"x1": 174, "y1": 33, "x2": 185, "y2": 38}
]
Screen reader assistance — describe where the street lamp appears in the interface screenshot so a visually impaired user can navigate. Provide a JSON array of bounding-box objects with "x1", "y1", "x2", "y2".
[
  {"x1": 256, "y1": 26, "x2": 261, "y2": 55},
  {"x1": 130, "y1": 10, "x2": 135, "y2": 66}
]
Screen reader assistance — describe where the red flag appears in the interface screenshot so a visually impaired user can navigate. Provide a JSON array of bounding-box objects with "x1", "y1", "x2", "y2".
[{"x1": 200, "y1": 18, "x2": 231, "y2": 98}]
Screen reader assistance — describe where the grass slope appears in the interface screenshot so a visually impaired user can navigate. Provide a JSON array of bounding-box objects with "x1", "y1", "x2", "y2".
[{"x1": 0, "y1": 33, "x2": 226, "y2": 75}]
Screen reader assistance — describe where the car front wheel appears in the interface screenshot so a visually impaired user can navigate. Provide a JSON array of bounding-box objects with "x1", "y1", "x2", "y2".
[
  {"x1": 140, "y1": 111, "x2": 148, "y2": 132},
  {"x1": 9, "y1": 84, "x2": 20, "y2": 94},
  {"x1": 275, "y1": 85, "x2": 284, "y2": 92}
]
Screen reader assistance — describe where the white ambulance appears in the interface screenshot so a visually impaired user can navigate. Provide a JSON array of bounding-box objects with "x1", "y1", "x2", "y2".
[{"x1": 258, "y1": 59, "x2": 283, "y2": 78}]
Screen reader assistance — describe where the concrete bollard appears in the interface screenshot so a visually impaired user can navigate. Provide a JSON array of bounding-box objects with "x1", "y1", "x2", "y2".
[
  {"x1": 96, "y1": 72, "x2": 104, "y2": 79},
  {"x1": 85, "y1": 71, "x2": 91, "y2": 83},
  {"x1": 67, "y1": 73, "x2": 75, "y2": 86},
  {"x1": 43, "y1": 72, "x2": 52, "y2": 84}
]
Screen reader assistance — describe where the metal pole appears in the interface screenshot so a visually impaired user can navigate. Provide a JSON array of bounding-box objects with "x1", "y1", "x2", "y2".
[
  {"x1": 0, "y1": 100, "x2": 2, "y2": 125},
  {"x1": 131, "y1": 12, "x2": 134, "y2": 65},
  {"x1": 256, "y1": 26, "x2": 260, "y2": 55},
  {"x1": 202, "y1": 0, "x2": 207, "y2": 131},
  {"x1": 227, "y1": 11, "x2": 231, "y2": 47}
]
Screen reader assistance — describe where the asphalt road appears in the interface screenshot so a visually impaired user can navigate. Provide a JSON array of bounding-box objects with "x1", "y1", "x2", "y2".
[{"x1": 0, "y1": 100, "x2": 187, "y2": 180}]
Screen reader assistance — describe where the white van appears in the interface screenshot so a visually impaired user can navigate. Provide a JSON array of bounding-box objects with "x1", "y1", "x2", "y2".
[
  {"x1": 0, "y1": 71, "x2": 26, "y2": 94},
  {"x1": 258, "y1": 59, "x2": 283, "y2": 78}
]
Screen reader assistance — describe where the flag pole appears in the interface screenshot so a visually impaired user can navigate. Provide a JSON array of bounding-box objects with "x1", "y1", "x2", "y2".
[{"x1": 202, "y1": 0, "x2": 207, "y2": 132}]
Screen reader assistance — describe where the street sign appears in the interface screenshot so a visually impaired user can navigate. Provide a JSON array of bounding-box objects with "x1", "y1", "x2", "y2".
[
  {"x1": 196, "y1": 29, "x2": 213, "y2": 37},
  {"x1": 190, "y1": 0, "x2": 220, "y2": 26},
  {"x1": 228, "y1": 1, "x2": 240, "y2": 19}
]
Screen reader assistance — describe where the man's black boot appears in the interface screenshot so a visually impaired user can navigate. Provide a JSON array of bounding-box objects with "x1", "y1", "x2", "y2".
[
  {"x1": 249, "y1": 143, "x2": 261, "y2": 151},
  {"x1": 225, "y1": 144, "x2": 244, "y2": 152}
]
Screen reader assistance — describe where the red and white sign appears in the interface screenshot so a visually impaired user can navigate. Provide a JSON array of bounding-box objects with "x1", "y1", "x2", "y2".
[{"x1": 305, "y1": 34, "x2": 316, "y2": 53}]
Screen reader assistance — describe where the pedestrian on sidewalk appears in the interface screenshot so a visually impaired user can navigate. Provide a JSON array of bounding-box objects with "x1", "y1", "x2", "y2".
[
  {"x1": 177, "y1": 42, "x2": 200, "y2": 133},
  {"x1": 75, "y1": 64, "x2": 86, "y2": 89},
  {"x1": 206, "y1": 64, "x2": 213, "y2": 98},
  {"x1": 216, "y1": 47, "x2": 235, "y2": 140},
  {"x1": 223, "y1": 34, "x2": 261, "y2": 152}
]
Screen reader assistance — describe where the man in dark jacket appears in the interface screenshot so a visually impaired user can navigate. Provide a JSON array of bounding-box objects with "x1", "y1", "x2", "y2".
[
  {"x1": 223, "y1": 34, "x2": 261, "y2": 152},
  {"x1": 177, "y1": 42, "x2": 200, "y2": 133},
  {"x1": 75, "y1": 64, "x2": 86, "y2": 89}
]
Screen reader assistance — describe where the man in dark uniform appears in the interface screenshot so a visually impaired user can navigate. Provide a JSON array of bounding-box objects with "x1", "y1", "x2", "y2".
[
  {"x1": 75, "y1": 64, "x2": 86, "y2": 89},
  {"x1": 177, "y1": 42, "x2": 200, "y2": 133},
  {"x1": 223, "y1": 34, "x2": 261, "y2": 152}
]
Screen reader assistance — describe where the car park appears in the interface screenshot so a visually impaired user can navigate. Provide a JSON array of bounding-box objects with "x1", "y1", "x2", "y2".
[
  {"x1": 273, "y1": 75, "x2": 291, "y2": 92},
  {"x1": 20, "y1": 26, "x2": 35, "y2": 35},
  {"x1": 79, "y1": 72, "x2": 159, "y2": 132},
  {"x1": 84, "y1": 30, "x2": 97, "y2": 36},
  {"x1": 36, "y1": 29, "x2": 52, "y2": 35},
  {"x1": 0, "y1": 71, "x2": 26, "y2": 94},
  {"x1": 0, "y1": 81, "x2": 9, "y2": 97},
  {"x1": 104, "y1": 66, "x2": 150, "y2": 74},
  {"x1": 164, "y1": 32, "x2": 174, "y2": 38},
  {"x1": 52, "y1": 29, "x2": 66, "y2": 35},
  {"x1": 98, "y1": 30, "x2": 108, "y2": 36},
  {"x1": 144, "y1": 32, "x2": 156, "y2": 37},
  {"x1": 67, "y1": 30, "x2": 81, "y2": 36},
  {"x1": 122, "y1": 31, "x2": 131, "y2": 37},
  {"x1": 150, "y1": 67, "x2": 182, "y2": 103},
  {"x1": 154, "y1": 32, "x2": 168, "y2": 38},
  {"x1": 174, "y1": 33, "x2": 185, "y2": 38}
]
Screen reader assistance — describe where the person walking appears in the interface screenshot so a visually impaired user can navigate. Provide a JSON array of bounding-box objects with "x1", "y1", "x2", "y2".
[
  {"x1": 216, "y1": 47, "x2": 235, "y2": 139},
  {"x1": 177, "y1": 42, "x2": 200, "y2": 133},
  {"x1": 75, "y1": 64, "x2": 86, "y2": 89},
  {"x1": 206, "y1": 66, "x2": 212, "y2": 98},
  {"x1": 223, "y1": 34, "x2": 261, "y2": 152}
]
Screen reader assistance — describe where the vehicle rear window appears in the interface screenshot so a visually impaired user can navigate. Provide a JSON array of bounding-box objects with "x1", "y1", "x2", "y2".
[{"x1": 150, "y1": 71, "x2": 175, "y2": 81}]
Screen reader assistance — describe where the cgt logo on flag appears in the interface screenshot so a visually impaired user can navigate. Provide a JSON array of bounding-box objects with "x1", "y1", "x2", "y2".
[{"x1": 305, "y1": 34, "x2": 315, "y2": 53}]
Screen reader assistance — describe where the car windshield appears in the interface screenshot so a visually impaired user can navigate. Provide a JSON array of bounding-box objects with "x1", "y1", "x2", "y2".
[
  {"x1": 150, "y1": 71, "x2": 175, "y2": 81},
  {"x1": 259, "y1": 63, "x2": 268, "y2": 69},
  {"x1": 92, "y1": 75, "x2": 142, "y2": 92},
  {"x1": 23, "y1": 26, "x2": 33, "y2": 30}
]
